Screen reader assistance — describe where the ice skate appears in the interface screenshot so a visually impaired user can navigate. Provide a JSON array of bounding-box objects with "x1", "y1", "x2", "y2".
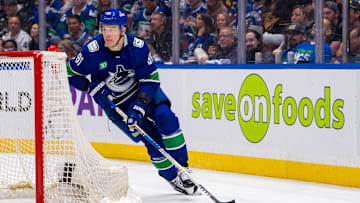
[
  {"x1": 169, "y1": 174, "x2": 198, "y2": 195},
  {"x1": 178, "y1": 167, "x2": 201, "y2": 195}
]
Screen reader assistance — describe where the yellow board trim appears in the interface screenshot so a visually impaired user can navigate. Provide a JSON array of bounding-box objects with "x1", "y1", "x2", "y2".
[
  {"x1": 2, "y1": 140, "x2": 358, "y2": 188},
  {"x1": 0, "y1": 138, "x2": 74, "y2": 155},
  {"x1": 90, "y1": 142, "x2": 360, "y2": 188},
  {"x1": 90, "y1": 142, "x2": 150, "y2": 161}
]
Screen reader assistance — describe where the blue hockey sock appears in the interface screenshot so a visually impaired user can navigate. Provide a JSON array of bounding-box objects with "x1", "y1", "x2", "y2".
[{"x1": 151, "y1": 156, "x2": 177, "y2": 181}]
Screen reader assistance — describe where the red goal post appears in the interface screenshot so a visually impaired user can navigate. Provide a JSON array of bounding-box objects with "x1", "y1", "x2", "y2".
[{"x1": 0, "y1": 51, "x2": 129, "y2": 202}]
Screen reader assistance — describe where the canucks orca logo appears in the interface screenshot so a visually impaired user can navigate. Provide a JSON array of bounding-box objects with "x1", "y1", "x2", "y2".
[{"x1": 105, "y1": 65, "x2": 136, "y2": 93}]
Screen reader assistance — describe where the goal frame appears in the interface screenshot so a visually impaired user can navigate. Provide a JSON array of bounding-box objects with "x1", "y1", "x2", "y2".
[{"x1": 0, "y1": 51, "x2": 45, "y2": 203}]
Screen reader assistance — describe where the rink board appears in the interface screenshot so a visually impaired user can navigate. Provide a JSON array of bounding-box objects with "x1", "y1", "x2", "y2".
[{"x1": 70, "y1": 64, "x2": 360, "y2": 188}]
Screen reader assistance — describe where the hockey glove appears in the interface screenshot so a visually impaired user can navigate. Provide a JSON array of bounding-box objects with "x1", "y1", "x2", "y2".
[
  {"x1": 127, "y1": 101, "x2": 146, "y2": 132},
  {"x1": 88, "y1": 81, "x2": 112, "y2": 109}
]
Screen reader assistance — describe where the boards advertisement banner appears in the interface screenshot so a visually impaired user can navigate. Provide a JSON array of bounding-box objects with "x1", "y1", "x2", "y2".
[{"x1": 72, "y1": 67, "x2": 360, "y2": 168}]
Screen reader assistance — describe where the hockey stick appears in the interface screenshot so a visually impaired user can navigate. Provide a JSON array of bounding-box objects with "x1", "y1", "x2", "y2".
[{"x1": 107, "y1": 96, "x2": 235, "y2": 203}]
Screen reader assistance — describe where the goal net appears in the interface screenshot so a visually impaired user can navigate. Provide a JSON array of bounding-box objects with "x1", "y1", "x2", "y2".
[{"x1": 0, "y1": 51, "x2": 129, "y2": 202}]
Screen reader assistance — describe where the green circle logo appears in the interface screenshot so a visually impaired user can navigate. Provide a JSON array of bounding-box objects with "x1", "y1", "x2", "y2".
[{"x1": 238, "y1": 74, "x2": 271, "y2": 143}]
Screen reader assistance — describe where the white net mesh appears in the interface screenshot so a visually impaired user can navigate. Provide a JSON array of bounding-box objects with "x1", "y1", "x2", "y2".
[{"x1": 0, "y1": 52, "x2": 129, "y2": 202}]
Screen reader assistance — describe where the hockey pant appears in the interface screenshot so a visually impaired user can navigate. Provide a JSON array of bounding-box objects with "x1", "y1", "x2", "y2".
[{"x1": 104, "y1": 102, "x2": 189, "y2": 181}]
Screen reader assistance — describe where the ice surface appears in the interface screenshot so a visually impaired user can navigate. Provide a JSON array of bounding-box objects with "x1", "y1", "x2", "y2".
[{"x1": 1, "y1": 159, "x2": 360, "y2": 203}]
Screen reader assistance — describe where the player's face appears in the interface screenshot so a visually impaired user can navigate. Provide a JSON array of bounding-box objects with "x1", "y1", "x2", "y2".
[{"x1": 102, "y1": 24, "x2": 121, "y2": 47}]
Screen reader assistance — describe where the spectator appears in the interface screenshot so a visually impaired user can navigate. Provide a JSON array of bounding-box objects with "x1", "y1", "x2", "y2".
[
  {"x1": 2, "y1": 16, "x2": 31, "y2": 51},
  {"x1": 262, "y1": 0, "x2": 276, "y2": 14},
  {"x1": 335, "y1": 26, "x2": 360, "y2": 63},
  {"x1": 0, "y1": 0, "x2": 31, "y2": 34},
  {"x1": 334, "y1": 1, "x2": 360, "y2": 61},
  {"x1": 131, "y1": 0, "x2": 166, "y2": 36},
  {"x1": 231, "y1": 0, "x2": 264, "y2": 32},
  {"x1": 0, "y1": 39, "x2": 4, "y2": 52},
  {"x1": 56, "y1": 0, "x2": 97, "y2": 39},
  {"x1": 3, "y1": 39, "x2": 17, "y2": 51},
  {"x1": 128, "y1": 0, "x2": 144, "y2": 21},
  {"x1": 180, "y1": 0, "x2": 207, "y2": 36},
  {"x1": 0, "y1": 0, "x2": 18, "y2": 32},
  {"x1": 334, "y1": 0, "x2": 342, "y2": 13},
  {"x1": 349, "y1": 0, "x2": 360, "y2": 32},
  {"x1": 149, "y1": 0, "x2": 171, "y2": 18},
  {"x1": 181, "y1": 13, "x2": 214, "y2": 63},
  {"x1": 290, "y1": 5, "x2": 305, "y2": 25},
  {"x1": 143, "y1": 12, "x2": 172, "y2": 63},
  {"x1": 245, "y1": 0, "x2": 263, "y2": 27},
  {"x1": 214, "y1": 12, "x2": 231, "y2": 37},
  {"x1": 263, "y1": 0, "x2": 295, "y2": 34},
  {"x1": 57, "y1": 39, "x2": 78, "y2": 62},
  {"x1": 207, "y1": 12, "x2": 231, "y2": 58},
  {"x1": 199, "y1": 27, "x2": 237, "y2": 64},
  {"x1": 16, "y1": 0, "x2": 35, "y2": 32},
  {"x1": 246, "y1": 28, "x2": 260, "y2": 64},
  {"x1": 271, "y1": 5, "x2": 308, "y2": 59},
  {"x1": 303, "y1": 4, "x2": 314, "y2": 42},
  {"x1": 282, "y1": 24, "x2": 307, "y2": 63},
  {"x1": 67, "y1": 14, "x2": 93, "y2": 51},
  {"x1": 126, "y1": 0, "x2": 173, "y2": 27},
  {"x1": 119, "y1": 0, "x2": 137, "y2": 16},
  {"x1": 323, "y1": 0, "x2": 341, "y2": 56},
  {"x1": 60, "y1": 0, "x2": 97, "y2": 15},
  {"x1": 30, "y1": 0, "x2": 63, "y2": 45},
  {"x1": 206, "y1": 0, "x2": 228, "y2": 21},
  {"x1": 293, "y1": 18, "x2": 332, "y2": 63},
  {"x1": 347, "y1": 27, "x2": 360, "y2": 63},
  {"x1": 246, "y1": 27, "x2": 274, "y2": 63},
  {"x1": 180, "y1": 0, "x2": 207, "y2": 52},
  {"x1": 96, "y1": 0, "x2": 111, "y2": 31},
  {"x1": 29, "y1": 23, "x2": 40, "y2": 50}
]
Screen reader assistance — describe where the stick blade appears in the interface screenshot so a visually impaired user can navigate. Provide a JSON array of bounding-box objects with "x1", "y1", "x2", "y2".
[
  {"x1": 215, "y1": 199, "x2": 236, "y2": 203},
  {"x1": 219, "y1": 200, "x2": 236, "y2": 203}
]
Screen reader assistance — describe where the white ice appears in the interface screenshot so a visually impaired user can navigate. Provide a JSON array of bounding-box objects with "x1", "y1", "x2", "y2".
[{"x1": 1, "y1": 159, "x2": 360, "y2": 203}]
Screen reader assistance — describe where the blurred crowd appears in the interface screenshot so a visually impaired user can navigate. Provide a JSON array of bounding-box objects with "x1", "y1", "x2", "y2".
[{"x1": 0, "y1": 0, "x2": 359, "y2": 64}]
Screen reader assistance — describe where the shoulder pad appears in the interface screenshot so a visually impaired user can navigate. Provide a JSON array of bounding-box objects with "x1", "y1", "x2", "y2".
[
  {"x1": 133, "y1": 37, "x2": 144, "y2": 48},
  {"x1": 87, "y1": 40, "x2": 99, "y2": 52}
]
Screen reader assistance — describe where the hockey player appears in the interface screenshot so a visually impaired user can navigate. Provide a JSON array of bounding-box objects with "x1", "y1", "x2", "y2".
[{"x1": 67, "y1": 9, "x2": 198, "y2": 195}]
